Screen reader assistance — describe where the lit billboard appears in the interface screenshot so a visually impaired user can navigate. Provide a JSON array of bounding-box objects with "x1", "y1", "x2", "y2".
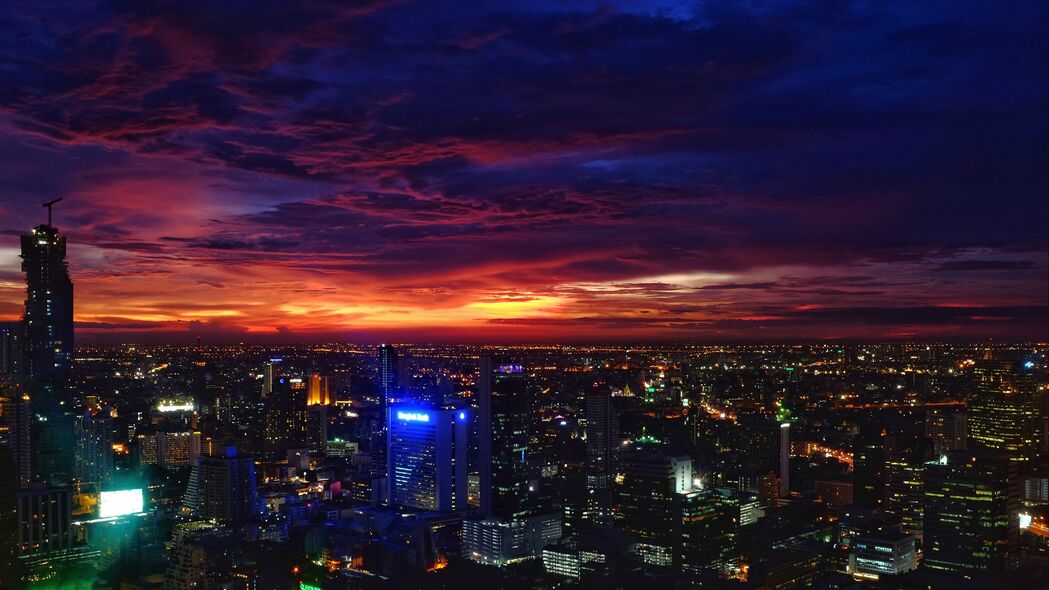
[{"x1": 99, "y1": 488, "x2": 144, "y2": 518}]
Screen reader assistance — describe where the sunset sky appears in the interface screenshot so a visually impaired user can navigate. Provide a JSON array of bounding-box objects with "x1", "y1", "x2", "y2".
[{"x1": 0, "y1": 0, "x2": 1046, "y2": 343}]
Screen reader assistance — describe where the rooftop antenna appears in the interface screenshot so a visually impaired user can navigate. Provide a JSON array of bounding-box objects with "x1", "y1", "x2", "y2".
[{"x1": 42, "y1": 197, "x2": 63, "y2": 226}]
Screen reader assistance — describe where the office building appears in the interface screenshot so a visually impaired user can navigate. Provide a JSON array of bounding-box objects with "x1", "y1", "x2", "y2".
[
  {"x1": 926, "y1": 408, "x2": 967, "y2": 455},
  {"x1": 969, "y1": 358, "x2": 1041, "y2": 463},
  {"x1": 884, "y1": 430, "x2": 926, "y2": 537},
  {"x1": 135, "y1": 429, "x2": 201, "y2": 469},
  {"x1": 0, "y1": 322, "x2": 22, "y2": 380},
  {"x1": 17, "y1": 485, "x2": 72, "y2": 554},
  {"x1": 307, "y1": 373, "x2": 331, "y2": 406},
  {"x1": 924, "y1": 449, "x2": 1019, "y2": 576},
  {"x1": 378, "y1": 344, "x2": 398, "y2": 409},
  {"x1": 463, "y1": 512, "x2": 562, "y2": 566},
  {"x1": 542, "y1": 542, "x2": 607, "y2": 579},
  {"x1": 615, "y1": 451, "x2": 692, "y2": 567},
  {"x1": 182, "y1": 446, "x2": 260, "y2": 525},
  {"x1": 74, "y1": 407, "x2": 114, "y2": 491},
  {"x1": 584, "y1": 384, "x2": 619, "y2": 525},
  {"x1": 848, "y1": 532, "x2": 917, "y2": 579},
  {"x1": 307, "y1": 405, "x2": 328, "y2": 453},
  {"x1": 853, "y1": 424, "x2": 886, "y2": 509},
  {"x1": 738, "y1": 416, "x2": 790, "y2": 498},
  {"x1": 263, "y1": 376, "x2": 308, "y2": 452},
  {"x1": 677, "y1": 488, "x2": 737, "y2": 572},
  {"x1": 387, "y1": 405, "x2": 469, "y2": 512},
  {"x1": 0, "y1": 392, "x2": 32, "y2": 487},
  {"x1": 478, "y1": 358, "x2": 536, "y2": 519}
]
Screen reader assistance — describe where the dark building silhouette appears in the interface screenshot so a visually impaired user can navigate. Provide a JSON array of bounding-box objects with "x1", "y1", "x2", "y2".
[
  {"x1": 853, "y1": 424, "x2": 886, "y2": 509},
  {"x1": 182, "y1": 447, "x2": 260, "y2": 526},
  {"x1": 478, "y1": 357, "x2": 537, "y2": 520},
  {"x1": 584, "y1": 384, "x2": 619, "y2": 524},
  {"x1": 21, "y1": 218, "x2": 75, "y2": 485}
]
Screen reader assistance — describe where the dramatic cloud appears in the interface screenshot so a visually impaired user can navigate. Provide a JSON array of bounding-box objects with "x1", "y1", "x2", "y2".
[{"x1": 0, "y1": 0, "x2": 1046, "y2": 342}]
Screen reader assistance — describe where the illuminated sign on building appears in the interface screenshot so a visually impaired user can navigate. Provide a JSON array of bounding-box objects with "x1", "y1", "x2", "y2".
[
  {"x1": 397, "y1": 411, "x2": 430, "y2": 423},
  {"x1": 99, "y1": 488, "x2": 145, "y2": 518},
  {"x1": 498, "y1": 364, "x2": 523, "y2": 373},
  {"x1": 157, "y1": 402, "x2": 195, "y2": 413}
]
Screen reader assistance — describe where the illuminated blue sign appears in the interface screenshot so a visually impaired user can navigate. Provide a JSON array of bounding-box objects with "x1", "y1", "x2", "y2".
[
  {"x1": 458, "y1": 411, "x2": 467, "y2": 421},
  {"x1": 1024, "y1": 361, "x2": 1035, "y2": 369},
  {"x1": 397, "y1": 411, "x2": 430, "y2": 423},
  {"x1": 498, "y1": 364, "x2": 523, "y2": 373}
]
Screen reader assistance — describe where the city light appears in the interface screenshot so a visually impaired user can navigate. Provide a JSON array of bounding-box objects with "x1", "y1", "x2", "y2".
[
  {"x1": 99, "y1": 488, "x2": 145, "y2": 518},
  {"x1": 397, "y1": 411, "x2": 430, "y2": 423}
]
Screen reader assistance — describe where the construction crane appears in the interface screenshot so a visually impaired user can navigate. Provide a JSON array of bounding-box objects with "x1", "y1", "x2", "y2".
[{"x1": 42, "y1": 197, "x2": 63, "y2": 226}]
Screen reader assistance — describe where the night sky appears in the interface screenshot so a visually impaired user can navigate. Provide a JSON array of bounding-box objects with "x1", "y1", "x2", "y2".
[{"x1": 0, "y1": 1, "x2": 1046, "y2": 342}]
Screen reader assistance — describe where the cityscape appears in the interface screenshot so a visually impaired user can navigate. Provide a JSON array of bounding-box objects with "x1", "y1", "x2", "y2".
[{"x1": 1, "y1": 1, "x2": 1048, "y2": 590}]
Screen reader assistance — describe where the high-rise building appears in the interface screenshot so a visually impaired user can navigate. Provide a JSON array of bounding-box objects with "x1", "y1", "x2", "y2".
[
  {"x1": 307, "y1": 373, "x2": 331, "y2": 406},
  {"x1": 584, "y1": 385, "x2": 619, "y2": 492},
  {"x1": 386, "y1": 405, "x2": 470, "y2": 512},
  {"x1": 135, "y1": 429, "x2": 201, "y2": 469},
  {"x1": 677, "y1": 488, "x2": 737, "y2": 572},
  {"x1": 738, "y1": 416, "x2": 790, "y2": 498},
  {"x1": 615, "y1": 451, "x2": 692, "y2": 567},
  {"x1": 926, "y1": 409, "x2": 967, "y2": 455},
  {"x1": 182, "y1": 446, "x2": 260, "y2": 525},
  {"x1": 74, "y1": 408, "x2": 114, "y2": 491},
  {"x1": 263, "y1": 376, "x2": 308, "y2": 452},
  {"x1": 21, "y1": 217, "x2": 75, "y2": 485},
  {"x1": 584, "y1": 384, "x2": 619, "y2": 526},
  {"x1": 884, "y1": 431, "x2": 925, "y2": 537},
  {"x1": 969, "y1": 358, "x2": 1040, "y2": 464},
  {"x1": 0, "y1": 392, "x2": 32, "y2": 487},
  {"x1": 17, "y1": 485, "x2": 72, "y2": 555},
  {"x1": 306, "y1": 405, "x2": 327, "y2": 453},
  {"x1": 923, "y1": 449, "x2": 1019, "y2": 576},
  {"x1": 20, "y1": 222, "x2": 74, "y2": 386},
  {"x1": 853, "y1": 424, "x2": 886, "y2": 509},
  {"x1": 478, "y1": 358, "x2": 536, "y2": 520},
  {"x1": 378, "y1": 344, "x2": 398, "y2": 409},
  {"x1": 0, "y1": 322, "x2": 22, "y2": 380}
]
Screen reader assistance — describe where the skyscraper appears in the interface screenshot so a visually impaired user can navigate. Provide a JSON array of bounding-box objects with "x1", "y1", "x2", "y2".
[
  {"x1": 20, "y1": 222, "x2": 74, "y2": 386},
  {"x1": 263, "y1": 376, "x2": 308, "y2": 453},
  {"x1": 378, "y1": 344, "x2": 398, "y2": 409},
  {"x1": 584, "y1": 385, "x2": 619, "y2": 491},
  {"x1": 0, "y1": 322, "x2": 22, "y2": 381},
  {"x1": 478, "y1": 357, "x2": 536, "y2": 520},
  {"x1": 923, "y1": 449, "x2": 1019, "y2": 576},
  {"x1": 182, "y1": 446, "x2": 260, "y2": 526},
  {"x1": 307, "y1": 373, "x2": 331, "y2": 406},
  {"x1": 386, "y1": 405, "x2": 469, "y2": 512},
  {"x1": 853, "y1": 424, "x2": 886, "y2": 509},
  {"x1": 20, "y1": 215, "x2": 75, "y2": 485},
  {"x1": 968, "y1": 358, "x2": 1040, "y2": 464},
  {"x1": 584, "y1": 384, "x2": 619, "y2": 524},
  {"x1": 74, "y1": 407, "x2": 114, "y2": 492},
  {"x1": 16, "y1": 485, "x2": 72, "y2": 555},
  {"x1": 0, "y1": 392, "x2": 32, "y2": 487},
  {"x1": 615, "y1": 451, "x2": 693, "y2": 567},
  {"x1": 926, "y1": 408, "x2": 967, "y2": 455}
]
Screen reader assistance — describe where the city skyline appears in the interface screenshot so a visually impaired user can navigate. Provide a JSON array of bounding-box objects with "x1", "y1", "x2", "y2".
[{"x1": 0, "y1": 1, "x2": 1046, "y2": 343}]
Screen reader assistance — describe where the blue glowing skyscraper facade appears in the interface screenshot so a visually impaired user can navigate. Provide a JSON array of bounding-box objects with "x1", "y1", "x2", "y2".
[{"x1": 387, "y1": 405, "x2": 469, "y2": 512}]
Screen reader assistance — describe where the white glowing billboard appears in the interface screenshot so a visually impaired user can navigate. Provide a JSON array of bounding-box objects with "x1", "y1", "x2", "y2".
[{"x1": 99, "y1": 488, "x2": 144, "y2": 518}]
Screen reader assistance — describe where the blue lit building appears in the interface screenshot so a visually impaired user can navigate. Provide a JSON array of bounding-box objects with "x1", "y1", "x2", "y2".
[{"x1": 387, "y1": 405, "x2": 469, "y2": 512}]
